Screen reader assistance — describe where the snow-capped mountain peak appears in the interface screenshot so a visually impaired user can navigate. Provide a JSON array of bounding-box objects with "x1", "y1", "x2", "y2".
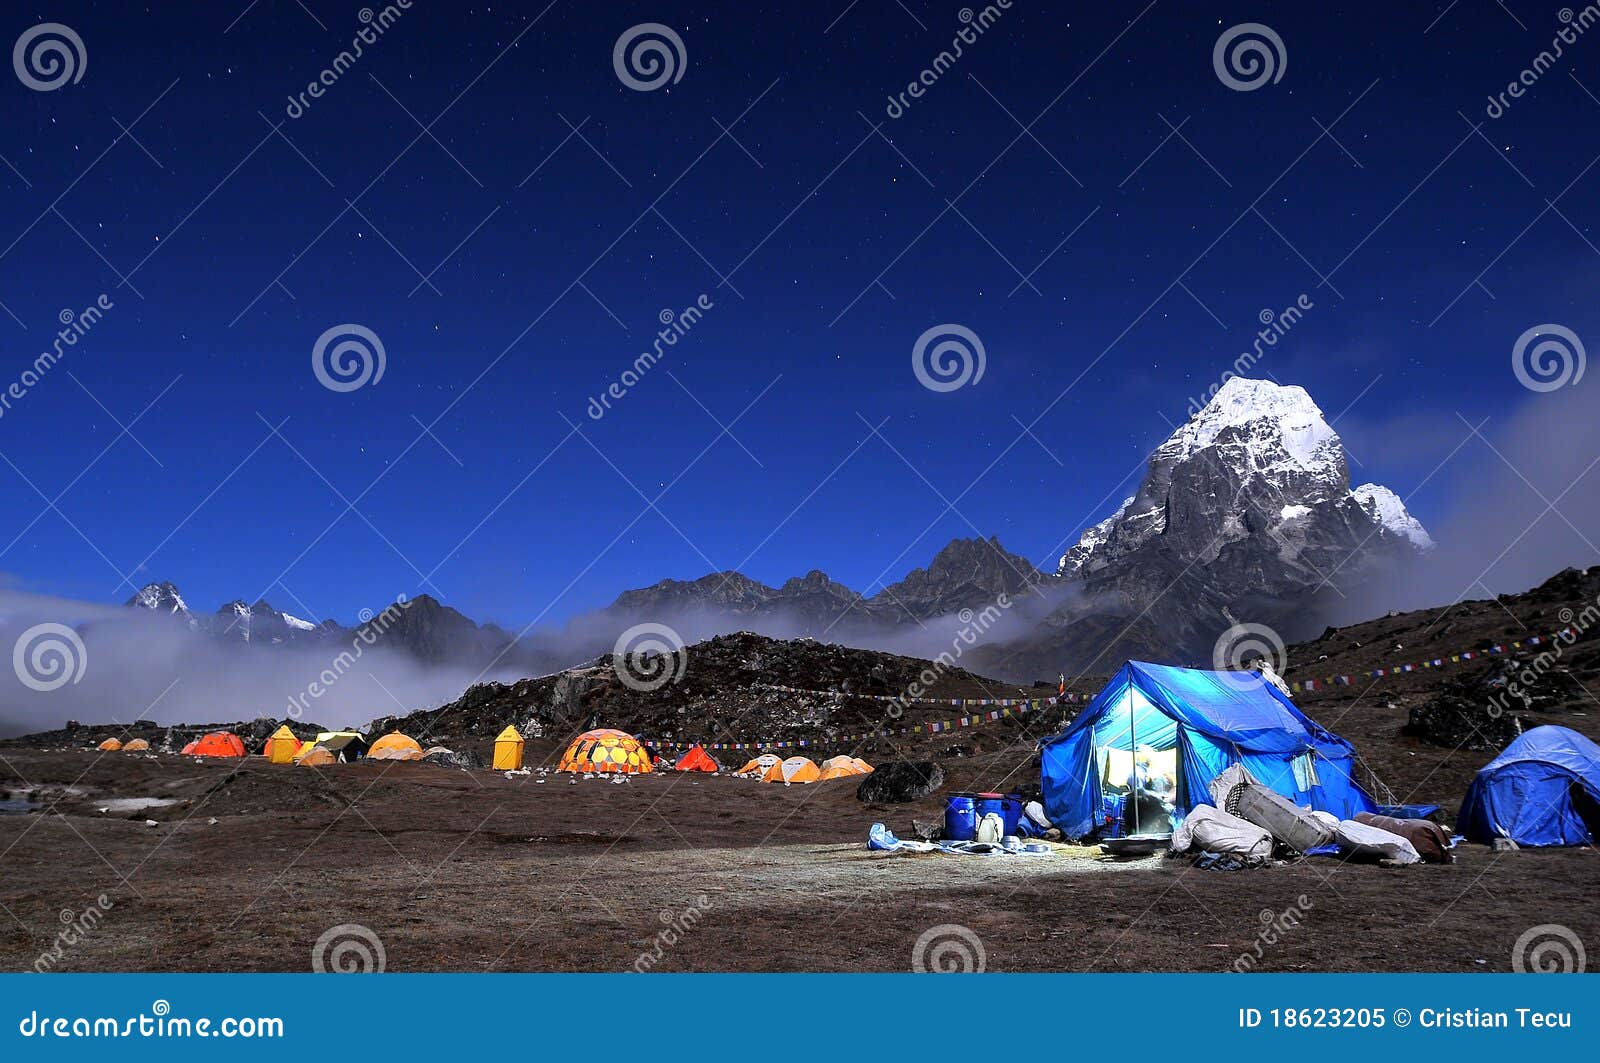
[
  {"x1": 125, "y1": 581, "x2": 190, "y2": 614},
  {"x1": 1352, "y1": 483, "x2": 1434, "y2": 549},
  {"x1": 1057, "y1": 377, "x2": 1431, "y2": 581}
]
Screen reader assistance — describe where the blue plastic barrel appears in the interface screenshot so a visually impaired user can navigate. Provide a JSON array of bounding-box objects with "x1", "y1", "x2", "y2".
[
  {"x1": 975, "y1": 793, "x2": 1023, "y2": 835},
  {"x1": 944, "y1": 794, "x2": 977, "y2": 840}
]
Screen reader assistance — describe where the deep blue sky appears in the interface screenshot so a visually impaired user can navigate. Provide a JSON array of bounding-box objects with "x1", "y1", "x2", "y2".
[{"x1": 1, "y1": 1, "x2": 1595, "y2": 629}]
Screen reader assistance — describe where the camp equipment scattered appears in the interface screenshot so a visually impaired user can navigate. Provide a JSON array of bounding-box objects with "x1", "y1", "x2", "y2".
[
  {"x1": 492, "y1": 725, "x2": 525, "y2": 771},
  {"x1": 558, "y1": 728, "x2": 654, "y2": 774},
  {"x1": 944, "y1": 795, "x2": 977, "y2": 841},
  {"x1": 1459, "y1": 725, "x2": 1600, "y2": 847}
]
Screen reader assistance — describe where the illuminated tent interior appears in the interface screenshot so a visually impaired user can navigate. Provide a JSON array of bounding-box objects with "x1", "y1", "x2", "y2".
[{"x1": 1040, "y1": 661, "x2": 1374, "y2": 839}]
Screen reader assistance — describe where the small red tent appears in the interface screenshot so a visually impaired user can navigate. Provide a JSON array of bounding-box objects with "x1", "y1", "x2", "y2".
[
  {"x1": 189, "y1": 731, "x2": 247, "y2": 758},
  {"x1": 674, "y1": 744, "x2": 720, "y2": 773}
]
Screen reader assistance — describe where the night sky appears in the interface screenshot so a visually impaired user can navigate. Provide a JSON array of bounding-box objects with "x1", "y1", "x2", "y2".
[{"x1": 1, "y1": 1, "x2": 1595, "y2": 628}]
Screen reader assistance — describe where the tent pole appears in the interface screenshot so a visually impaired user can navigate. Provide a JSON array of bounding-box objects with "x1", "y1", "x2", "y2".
[{"x1": 1127, "y1": 689, "x2": 1139, "y2": 837}]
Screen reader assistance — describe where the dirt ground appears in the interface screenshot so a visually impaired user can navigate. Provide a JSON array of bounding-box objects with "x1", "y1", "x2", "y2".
[{"x1": 1, "y1": 745, "x2": 1595, "y2": 973}]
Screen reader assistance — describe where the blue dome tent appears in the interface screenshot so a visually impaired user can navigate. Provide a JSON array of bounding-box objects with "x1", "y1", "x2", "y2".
[
  {"x1": 1458, "y1": 725, "x2": 1600, "y2": 847},
  {"x1": 1040, "y1": 661, "x2": 1375, "y2": 839}
]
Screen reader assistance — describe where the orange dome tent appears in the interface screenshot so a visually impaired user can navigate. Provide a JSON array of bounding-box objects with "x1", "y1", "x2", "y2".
[
  {"x1": 557, "y1": 728, "x2": 654, "y2": 774},
  {"x1": 180, "y1": 739, "x2": 198, "y2": 755},
  {"x1": 96, "y1": 738, "x2": 122, "y2": 752},
  {"x1": 190, "y1": 732, "x2": 247, "y2": 758},
  {"x1": 296, "y1": 747, "x2": 336, "y2": 767},
  {"x1": 674, "y1": 745, "x2": 719, "y2": 773},
  {"x1": 121, "y1": 738, "x2": 150, "y2": 753},
  {"x1": 367, "y1": 732, "x2": 424, "y2": 761},
  {"x1": 762, "y1": 756, "x2": 822, "y2": 784},
  {"x1": 734, "y1": 753, "x2": 781, "y2": 777}
]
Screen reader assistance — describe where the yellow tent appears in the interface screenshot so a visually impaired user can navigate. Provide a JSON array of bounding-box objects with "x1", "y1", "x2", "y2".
[
  {"x1": 265, "y1": 724, "x2": 301, "y2": 765},
  {"x1": 818, "y1": 756, "x2": 871, "y2": 781},
  {"x1": 734, "y1": 753, "x2": 781, "y2": 777},
  {"x1": 367, "y1": 732, "x2": 425, "y2": 761},
  {"x1": 96, "y1": 738, "x2": 122, "y2": 751},
  {"x1": 493, "y1": 725, "x2": 525, "y2": 771},
  {"x1": 121, "y1": 738, "x2": 151, "y2": 752},
  {"x1": 762, "y1": 756, "x2": 822, "y2": 784}
]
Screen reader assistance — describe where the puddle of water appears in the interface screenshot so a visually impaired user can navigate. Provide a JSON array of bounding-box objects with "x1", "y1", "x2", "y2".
[
  {"x1": 0, "y1": 796, "x2": 38, "y2": 815},
  {"x1": 98, "y1": 797, "x2": 179, "y2": 813}
]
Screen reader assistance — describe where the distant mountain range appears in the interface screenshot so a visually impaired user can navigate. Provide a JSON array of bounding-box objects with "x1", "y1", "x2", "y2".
[{"x1": 118, "y1": 377, "x2": 1431, "y2": 684}]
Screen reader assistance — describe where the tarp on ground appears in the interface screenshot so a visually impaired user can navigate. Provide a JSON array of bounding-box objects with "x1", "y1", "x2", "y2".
[
  {"x1": 1040, "y1": 661, "x2": 1375, "y2": 838},
  {"x1": 1458, "y1": 725, "x2": 1600, "y2": 847}
]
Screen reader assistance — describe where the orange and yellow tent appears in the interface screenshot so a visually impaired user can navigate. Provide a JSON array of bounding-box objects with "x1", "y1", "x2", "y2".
[
  {"x1": 121, "y1": 738, "x2": 151, "y2": 752},
  {"x1": 557, "y1": 728, "x2": 653, "y2": 774},
  {"x1": 264, "y1": 725, "x2": 301, "y2": 764},
  {"x1": 762, "y1": 756, "x2": 822, "y2": 784},
  {"x1": 367, "y1": 732, "x2": 424, "y2": 761},
  {"x1": 96, "y1": 738, "x2": 123, "y2": 752},
  {"x1": 734, "y1": 753, "x2": 781, "y2": 777},
  {"x1": 674, "y1": 744, "x2": 719, "y2": 773},
  {"x1": 189, "y1": 732, "x2": 247, "y2": 758},
  {"x1": 296, "y1": 747, "x2": 336, "y2": 767}
]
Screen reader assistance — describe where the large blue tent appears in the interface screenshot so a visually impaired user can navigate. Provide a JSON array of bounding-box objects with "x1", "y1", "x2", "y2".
[
  {"x1": 1040, "y1": 661, "x2": 1374, "y2": 838},
  {"x1": 1458, "y1": 725, "x2": 1600, "y2": 847}
]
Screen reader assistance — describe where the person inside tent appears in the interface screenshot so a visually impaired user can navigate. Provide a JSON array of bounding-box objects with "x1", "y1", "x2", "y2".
[{"x1": 1123, "y1": 747, "x2": 1175, "y2": 836}]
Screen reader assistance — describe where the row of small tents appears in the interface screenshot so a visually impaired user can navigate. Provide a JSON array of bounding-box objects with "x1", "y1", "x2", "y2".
[{"x1": 94, "y1": 724, "x2": 875, "y2": 784}]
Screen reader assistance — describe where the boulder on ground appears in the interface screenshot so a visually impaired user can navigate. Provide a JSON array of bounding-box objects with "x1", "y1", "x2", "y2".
[
  {"x1": 855, "y1": 761, "x2": 943, "y2": 804},
  {"x1": 422, "y1": 748, "x2": 485, "y2": 770}
]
